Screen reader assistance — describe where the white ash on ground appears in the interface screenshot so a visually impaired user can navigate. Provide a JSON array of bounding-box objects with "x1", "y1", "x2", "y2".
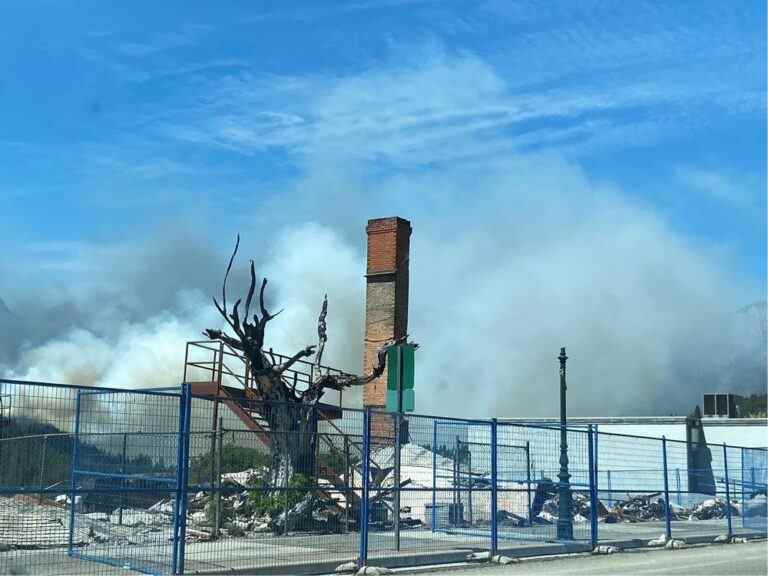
[{"x1": 0, "y1": 495, "x2": 173, "y2": 550}]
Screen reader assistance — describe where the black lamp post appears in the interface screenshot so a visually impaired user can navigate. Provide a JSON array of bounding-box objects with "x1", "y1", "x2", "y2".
[{"x1": 557, "y1": 346, "x2": 573, "y2": 540}]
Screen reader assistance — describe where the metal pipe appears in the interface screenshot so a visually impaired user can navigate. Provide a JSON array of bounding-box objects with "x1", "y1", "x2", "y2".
[
  {"x1": 344, "y1": 435, "x2": 350, "y2": 532},
  {"x1": 38, "y1": 435, "x2": 47, "y2": 505},
  {"x1": 214, "y1": 417, "x2": 223, "y2": 538},
  {"x1": 394, "y1": 346, "x2": 403, "y2": 547},
  {"x1": 525, "y1": 441, "x2": 532, "y2": 526},
  {"x1": 723, "y1": 443, "x2": 732, "y2": 538},
  {"x1": 393, "y1": 413, "x2": 401, "y2": 550},
  {"x1": 662, "y1": 436, "x2": 672, "y2": 541},
  {"x1": 468, "y1": 449, "x2": 473, "y2": 526},
  {"x1": 119, "y1": 433, "x2": 127, "y2": 525},
  {"x1": 358, "y1": 408, "x2": 371, "y2": 568},
  {"x1": 431, "y1": 420, "x2": 437, "y2": 532},
  {"x1": 67, "y1": 390, "x2": 82, "y2": 557},
  {"x1": 490, "y1": 418, "x2": 498, "y2": 556},
  {"x1": 587, "y1": 425, "x2": 598, "y2": 549},
  {"x1": 177, "y1": 383, "x2": 192, "y2": 574}
]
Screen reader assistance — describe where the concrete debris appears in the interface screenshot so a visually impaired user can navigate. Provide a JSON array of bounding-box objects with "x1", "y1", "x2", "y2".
[
  {"x1": 110, "y1": 509, "x2": 168, "y2": 527},
  {"x1": 647, "y1": 534, "x2": 668, "y2": 547},
  {"x1": 688, "y1": 498, "x2": 739, "y2": 521},
  {"x1": 498, "y1": 510, "x2": 528, "y2": 527},
  {"x1": 335, "y1": 560, "x2": 359, "y2": 573},
  {"x1": 665, "y1": 538, "x2": 686, "y2": 550},
  {"x1": 465, "y1": 552, "x2": 517, "y2": 564},
  {"x1": 536, "y1": 511, "x2": 555, "y2": 524},
  {"x1": 713, "y1": 534, "x2": 730, "y2": 543},
  {"x1": 592, "y1": 545, "x2": 619, "y2": 555},
  {"x1": 609, "y1": 493, "x2": 668, "y2": 522},
  {"x1": 538, "y1": 491, "x2": 604, "y2": 524},
  {"x1": 491, "y1": 554, "x2": 518, "y2": 564},
  {"x1": 148, "y1": 498, "x2": 174, "y2": 515},
  {"x1": 730, "y1": 536, "x2": 748, "y2": 544},
  {"x1": 356, "y1": 566, "x2": 392, "y2": 575},
  {"x1": 221, "y1": 467, "x2": 266, "y2": 488}
]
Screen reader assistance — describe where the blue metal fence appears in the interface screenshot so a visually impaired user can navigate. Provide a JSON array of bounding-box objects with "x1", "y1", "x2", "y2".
[{"x1": 0, "y1": 379, "x2": 765, "y2": 576}]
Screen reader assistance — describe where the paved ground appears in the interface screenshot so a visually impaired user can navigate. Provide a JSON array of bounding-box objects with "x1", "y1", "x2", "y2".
[
  {"x1": 1, "y1": 520, "x2": 764, "y2": 574},
  {"x1": 409, "y1": 541, "x2": 768, "y2": 576}
]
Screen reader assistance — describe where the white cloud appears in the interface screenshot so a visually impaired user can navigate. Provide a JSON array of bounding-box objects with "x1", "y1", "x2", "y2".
[
  {"x1": 158, "y1": 44, "x2": 761, "y2": 166},
  {"x1": 675, "y1": 167, "x2": 759, "y2": 206}
]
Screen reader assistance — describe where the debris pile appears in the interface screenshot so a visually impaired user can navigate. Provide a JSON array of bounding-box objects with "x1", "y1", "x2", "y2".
[
  {"x1": 607, "y1": 493, "x2": 670, "y2": 523},
  {"x1": 688, "y1": 498, "x2": 739, "y2": 521}
]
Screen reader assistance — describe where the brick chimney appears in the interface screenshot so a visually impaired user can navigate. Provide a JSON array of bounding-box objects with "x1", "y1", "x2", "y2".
[{"x1": 363, "y1": 217, "x2": 411, "y2": 408}]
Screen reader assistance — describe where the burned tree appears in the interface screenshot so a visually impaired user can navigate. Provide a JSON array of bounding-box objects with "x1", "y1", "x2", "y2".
[{"x1": 204, "y1": 236, "x2": 401, "y2": 494}]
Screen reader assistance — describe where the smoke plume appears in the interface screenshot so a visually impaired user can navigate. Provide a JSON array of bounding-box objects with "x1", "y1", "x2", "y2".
[{"x1": 1, "y1": 152, "x2": 764, "y2": 419}]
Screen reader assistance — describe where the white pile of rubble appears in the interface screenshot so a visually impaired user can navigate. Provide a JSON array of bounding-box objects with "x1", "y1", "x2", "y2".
[
  {"x1": 371, "y1": 443, "x2": 531, "y2": 524},
  {"x1": 0, "y1": 495, "x2": 173, "y2": 550}
]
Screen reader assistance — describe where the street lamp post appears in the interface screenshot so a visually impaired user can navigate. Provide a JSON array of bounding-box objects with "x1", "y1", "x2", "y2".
[{"x1": 557, "y1": 347, "x2": 573, "y2": 540}]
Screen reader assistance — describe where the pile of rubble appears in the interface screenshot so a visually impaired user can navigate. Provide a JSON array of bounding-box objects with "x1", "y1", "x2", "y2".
[{"x1": 530, "y1": 492, "x2": 744, "y2": 525}]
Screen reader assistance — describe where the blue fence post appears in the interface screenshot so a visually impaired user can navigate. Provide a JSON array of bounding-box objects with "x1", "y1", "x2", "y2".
[
  {"x1": 490, "y1": 418, "x2": 498, "y2": 556},
  {"x1": 587, "y1": 425, "x2": 598, "y2": 549},
  {"x1": 358, "y1": 407, "x2": 371, "y2": 568},
  {"x1": 177, "y1": 383, "x2": 192, "y2": 574},
  {"x1": 431, "y1": 420, "x2": 437, "y2": 532},
  {"x1": 525, "y1": 441, "x2": 532, "y2": 525},
  {"x1": 172, "y1": 384, "x2": 187, "y2": 575},
  {"x1": 662, "y1": 436, "x2": 672, "y2": 541},
  {"x1": 740, "y1": 447, "x2": 744, "y2": 528},
  {"x1": 723, "y1": 443, "x2": 732, "y2": 538},
  {"x1": 67, "y1": 389, "x2": 82, "y2": 557},
  {"x1": 594, "y1": 424, "x2": 599, "y2": 496},
  {"x1": 593, "y1": 426, "x2": 599, "y2": 522}
]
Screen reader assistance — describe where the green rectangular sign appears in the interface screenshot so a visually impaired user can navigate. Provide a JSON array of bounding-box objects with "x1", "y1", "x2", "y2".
[{"x1": 386, "y1": 344, "x2": 415, "y2": 412}]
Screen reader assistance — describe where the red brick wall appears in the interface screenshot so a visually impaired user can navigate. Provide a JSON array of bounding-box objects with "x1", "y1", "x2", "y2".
[{"x1": 363, "y1": 217, "x2": 411, "y2": 408}]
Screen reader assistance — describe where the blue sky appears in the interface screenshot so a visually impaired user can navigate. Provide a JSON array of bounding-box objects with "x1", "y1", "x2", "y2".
[
  {"x1": 1, "y1": 1, "x2": 765, "y2": 276},
  {"x1": 0, "y1": 1, "x2": 765, "y2": 415}
]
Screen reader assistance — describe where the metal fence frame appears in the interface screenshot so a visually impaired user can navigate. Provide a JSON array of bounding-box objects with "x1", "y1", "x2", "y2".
[{"x1": 0, "y1": 378, "x2": 766, "y2": 576}]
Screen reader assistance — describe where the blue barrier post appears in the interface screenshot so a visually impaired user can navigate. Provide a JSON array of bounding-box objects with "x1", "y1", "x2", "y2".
[
  {"x1": 172, "y1": 385, "x2": 187, "y2": 575},
  {"x1": 431, "y1": 420, "x2": 437, "y2": 532},
  {"x1": 593, "y1": 426, "x2": 599, "y2": 518},
  {"x1": 587, "y1": 425, "x2": 598, "y2": 549},
  {"x1": 662, "y1": 436, "x2": 671, "y2": 540},
  {"x1": 177, "y1": 383, "x2": 192, "y2": 573},
  {"x1": 67, "y1": 390, "x2": 82, "y2": 557},
  {"x1": 740, "y1": 447, "x2": 744, "y2": 526},
  {"x1": 594, "y1": 424, "x2": 599, "y2": 495},
  {"x1": 525, "y1": 441, "x2": 532, "y2": 525},
  {"x1": 490, "y1": 418, "x2": 498, "y2": 556},
  {"x1": 358, "y1": 407, "x2": 371, "y2": 568},
  {"x1": 723, "y1": 443, "x2": 732, "y2": 538}
]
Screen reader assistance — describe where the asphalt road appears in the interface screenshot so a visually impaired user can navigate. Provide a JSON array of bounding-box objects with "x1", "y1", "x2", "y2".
[{"x1": 407, "y1": 541, "x2": 768, "y2": 576}]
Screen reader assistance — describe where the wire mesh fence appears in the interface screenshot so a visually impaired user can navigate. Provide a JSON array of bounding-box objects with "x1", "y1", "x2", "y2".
[{"x1": 0, "y1": 378, "x2": 765, "y2": 575}]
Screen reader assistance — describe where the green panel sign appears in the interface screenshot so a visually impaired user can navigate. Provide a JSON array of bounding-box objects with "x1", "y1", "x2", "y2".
[
  {"x1": 386, "y1": 389, "x2": 414, "y2": 412},
  {"x1": 385, "y1": 344, "x2": 416, "y2": 412}
]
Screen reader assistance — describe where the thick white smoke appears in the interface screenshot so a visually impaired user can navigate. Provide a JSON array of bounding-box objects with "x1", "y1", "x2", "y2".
[{"x1": 1, "y1": 158, "x2": 763, "y2": 420}]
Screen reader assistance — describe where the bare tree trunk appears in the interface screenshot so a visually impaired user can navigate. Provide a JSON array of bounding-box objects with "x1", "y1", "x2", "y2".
[{"x1": 204, "y1": 236, "x2": 411, "y2": 532}]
